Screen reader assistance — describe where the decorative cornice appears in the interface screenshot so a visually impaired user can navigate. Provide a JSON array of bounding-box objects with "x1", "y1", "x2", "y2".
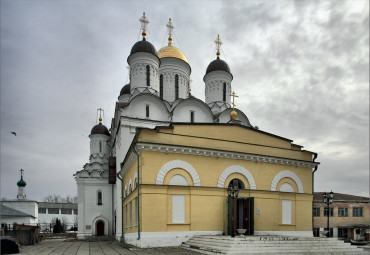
[
  {"x1": 121, "y1": 151, "x2": 137, "y2": 177},
  {"x1": 135, "y1": 143, "x2": 319, "y2": 168}
]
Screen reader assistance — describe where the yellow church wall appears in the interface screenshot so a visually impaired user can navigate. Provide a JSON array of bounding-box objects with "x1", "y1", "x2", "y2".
[
  {"x1": 138, "y1": 126, "x2": 313, "y2": 162},
  {"x1": 139, "y1": 150, "x2": 312, "y2": 194},
  {"x1": 120, "y1": 124, "x2": 316, "y2": 236}
]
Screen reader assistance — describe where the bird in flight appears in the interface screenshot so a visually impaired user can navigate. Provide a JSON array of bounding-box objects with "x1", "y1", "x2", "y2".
[{"x1": 11, "y1": 132, "x2": 17, "y2": 136}]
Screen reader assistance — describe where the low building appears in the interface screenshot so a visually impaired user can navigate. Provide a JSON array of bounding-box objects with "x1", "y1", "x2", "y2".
[
  {"x1": 313, "y1": 192, "x2": 370, "y2": 241},
  {"x1": 38, "y1": 202, "x2": 78, "y2": 231}
]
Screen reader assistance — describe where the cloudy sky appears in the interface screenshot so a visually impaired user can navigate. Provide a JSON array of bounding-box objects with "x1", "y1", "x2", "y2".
[{"x1": 1, "y1": 0, "x2": 369, "y2": 201}]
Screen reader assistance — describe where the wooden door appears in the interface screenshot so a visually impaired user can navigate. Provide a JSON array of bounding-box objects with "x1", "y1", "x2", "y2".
[{"x1": 96, "y1": 221, "x2": 104, "y2": 236}]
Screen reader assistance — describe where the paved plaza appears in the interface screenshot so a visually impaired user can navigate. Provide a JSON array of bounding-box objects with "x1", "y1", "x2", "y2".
[{"x1": 18, "y1": 239, "x2": 201, "y2": 255}]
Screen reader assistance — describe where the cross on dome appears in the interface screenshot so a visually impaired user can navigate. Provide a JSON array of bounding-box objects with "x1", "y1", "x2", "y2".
[
  {"x1": 215, "y1": 34, "x2": 222, "y2": 59},
  {"x1": 230, "y1": 91, "x2": 238, "y2": 110},
  {"x1": 20, "y1": 169, "x2": 24, "y2": 178},
  {"x1": 139, "y1": 12, "x2": 149, "y2": 39},
  {"x1": 166, "y1": 18, "x2": 174, "y2": 46},
  {"x1": 97, "y1": 108, "x2": 104, "y2": 124}
]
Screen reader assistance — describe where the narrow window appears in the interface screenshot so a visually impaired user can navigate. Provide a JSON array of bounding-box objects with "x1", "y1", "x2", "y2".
[
  {"x1": 129, "y1": 201, "x2": 132, "y2": 227},
  {"x1": 146, "y1": 65, "x2": 150, "y2": 86},
  {"x1": 160, "y1": 74, "x2": 163, "y2": 99},
  {"x1": 190, "y1": 111, "x2": 194, "y2": 123},
  {"x1": 172, "y1": 195, "x2": 185, "y2": 223},
  {"x1": 282, "y1": 200, "x2": 292, "y2": 224},
  {"x1": 223, "y1": 82, "x2": 226, "y2": 102},
  {"x1": 97, "y1": 191, "x2": 102, "y2": 205},
  {"x1": 146, "y1": 105, "x2": 150, "y2": 118},
  {"x1": 99, "y1": 141, "x2": 102, "y2": 153},
  {"x1": 135, "y1": 197, "x2": 138, "y2": 225},
  {"x1": 125, "y1": 205, "x2": 128, "y2": 228},
  {"x1": 175, "y1": 74, "x2": 179, "y2": 99},
  {"x1": 313, "y1": 207, "x2": 320, "y2": 217}
]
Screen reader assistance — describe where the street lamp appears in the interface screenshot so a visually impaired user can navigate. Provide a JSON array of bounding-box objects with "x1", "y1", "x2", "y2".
[
  {"x1": 227, "y1": 179, "x2": 240, "y2": 237},
  {"x1": 323, "y1": 191, "x2": 334, "y2": 237}
]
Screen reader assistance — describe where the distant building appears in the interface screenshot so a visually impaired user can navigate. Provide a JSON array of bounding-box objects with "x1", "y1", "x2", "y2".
[
  {"x1": 38, "y1": 202, "x2": 77, "y2": 231},
  {"x1": 313, "y1": 192, "x2": 370, "y2": 241},
  {"x1": 0, "y1": 170, "x2": 38, "y2": 226},
  {"x1": 0, "y1": 171, "x2": 77, "y2": 231}
]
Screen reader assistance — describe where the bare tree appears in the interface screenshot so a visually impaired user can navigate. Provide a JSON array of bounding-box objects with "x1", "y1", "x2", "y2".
[{"x1": 42, "y1": 194, "x2": 77, "y2": 203}]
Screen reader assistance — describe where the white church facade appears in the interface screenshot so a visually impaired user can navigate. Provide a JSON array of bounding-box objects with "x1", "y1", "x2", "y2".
[{"x1": 74, "y1": 14, "x2": 319, "y2": 247}]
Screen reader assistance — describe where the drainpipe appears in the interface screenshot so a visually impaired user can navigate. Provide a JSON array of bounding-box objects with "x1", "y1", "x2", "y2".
[
  {"x1": 312, "y1": 153, "x2": 318, "y2": 235},
  {"x1": 117, "y1": 172, "x2": 124, "y2": 241},
  {"x1": 132, "y1": 127, "x2": 140, "y2": 241}
]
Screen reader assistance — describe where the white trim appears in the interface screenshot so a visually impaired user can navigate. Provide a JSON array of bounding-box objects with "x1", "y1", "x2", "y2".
[
  {"x1": 217, "y1": 165, "x2": 256, "y2": 189},
  {"x1": 155, "y1": 160, "x2": 201, "y2": 186},
  {"x1": 271, "y1": 170, "x2": 304, "y2": 193},
  {"x1": 124, "y1": 231, "x2": 222, "y2": 248},
  {"x1": 136, "y1": 143, "x2": 318, "y2": 168},
  {"x1": 254, "y1": 231, "x2": 313, "y2": 237}
]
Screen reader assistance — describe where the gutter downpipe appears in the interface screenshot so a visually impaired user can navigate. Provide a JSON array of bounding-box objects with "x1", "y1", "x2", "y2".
[
  {"x1": 132, "y1": 127, "x2": 140, "y2": 241},
  {"x1": 312, "y1": 153, "x2": 318, "y2": 235},
  {"x1": 117, "y1": 172, "x2": 123, "y2": 241}
]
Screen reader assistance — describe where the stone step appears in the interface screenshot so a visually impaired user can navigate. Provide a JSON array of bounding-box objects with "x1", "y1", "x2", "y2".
[
  {"x1": 181, "y1": 235, "x2": 367, "y2": 255},
  {"x1": 182, "y1": 244, "x2": 368, "y2": 255},
  {"x1": 185, "y1": 239, "x2": 354, "y2": 249}
]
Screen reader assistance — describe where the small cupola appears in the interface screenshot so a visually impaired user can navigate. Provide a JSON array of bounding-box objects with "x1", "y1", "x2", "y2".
[{"x1": 204, "y1": 35, "x2": 233, "y2": 110}]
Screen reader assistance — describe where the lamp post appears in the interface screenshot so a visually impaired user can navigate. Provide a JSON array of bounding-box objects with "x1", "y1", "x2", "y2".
[
  {"x1": 323, "y1": 191, "x2": 334, "y2": 237},
  {"x1": 227, "y1": 179, "x2": 240, "y2": 237}
]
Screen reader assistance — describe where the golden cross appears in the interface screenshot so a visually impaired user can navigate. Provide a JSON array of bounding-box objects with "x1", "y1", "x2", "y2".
[
  {"x1": 166, "y1": 18, "x2": 174, "y2": 46},
  {"x1": 139, "y1": 12, "x2": 149, "y2": 39},
  {"x1": 97, "y1": 108, "x2": 104, "y2": 123},
  {"x1": 230, "y1": 91, "x2": 238, "y2": 110},
  {"x1": 214, "y1": 34, "x2": 222, "y2": 59}
]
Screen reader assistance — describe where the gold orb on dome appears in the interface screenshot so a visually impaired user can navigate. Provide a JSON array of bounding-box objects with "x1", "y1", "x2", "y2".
[
  {"x1": 230, "y1": 110, "x2": 237, "y2": 120},
  {"x1": 158, "y1": 46, "x2": 188, "y2": 62}
]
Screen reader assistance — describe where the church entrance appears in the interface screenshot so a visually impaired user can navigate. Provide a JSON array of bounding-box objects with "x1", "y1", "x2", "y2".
[
  {"x1": 228, "y1": 197, "x2": 254, "y2": 236},
  {"x1": 96, "y1": 220, "x2": 104, "y2": 236}
]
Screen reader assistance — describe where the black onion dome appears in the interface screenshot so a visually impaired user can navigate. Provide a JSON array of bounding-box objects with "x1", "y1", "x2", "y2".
[
  {"x1": 120, "y1": 83, "x2": 131, "y2": 96},
  {"x1": 130, "y1": 39, "x2": 158, "y2": 56},
  {"x1": 91, "y1": 123, "x2": 110, "y2": 136},
  {"x1": 205, "y1": 58, "x2": 231, "y2": 75}
]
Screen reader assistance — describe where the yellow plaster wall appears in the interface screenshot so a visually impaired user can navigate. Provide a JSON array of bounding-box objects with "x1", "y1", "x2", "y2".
[{"x1": 121, "y1": 124, "x2": 315, "y2": 235}]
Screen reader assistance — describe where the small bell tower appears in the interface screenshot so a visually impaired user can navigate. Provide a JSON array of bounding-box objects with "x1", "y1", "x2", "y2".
[{"x1": 17, "y1": 169, "x2": 27, "y2": 199}]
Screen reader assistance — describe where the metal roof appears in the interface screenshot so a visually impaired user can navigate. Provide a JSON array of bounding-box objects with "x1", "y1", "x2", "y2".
[{"x1": 0, "y1": 205, "x2": 35, "y2": 218}]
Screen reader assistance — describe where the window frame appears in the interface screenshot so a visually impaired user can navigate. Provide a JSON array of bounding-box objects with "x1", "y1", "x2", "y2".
[
  {"x1": 338, "y1": 207, "x2": 348, "y2": 217},
  {"x1": 313, "y1": 207, "x2": 320, "y2": 217},
  {"x1": 353, "y1": 207, "x2": 363, "y2": 217}
]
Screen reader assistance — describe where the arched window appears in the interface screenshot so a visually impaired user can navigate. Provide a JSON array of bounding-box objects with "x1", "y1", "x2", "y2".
[
  {"x1": 228, "y1": 178, "x2": 245, "y2": 189},
  {"x1": 223, "y1": 82, "x2": 226, "y2": 102},
  {"x1": 146, "y1": 65, "x2": 150, "y2": 86},
  {"x1": 175, "y1": 74, "x2": 179, "y2": 99},
  {"x1": 97, "y1": 191, "x2": 102, "y2": 205},
  {"x1": 190, "y1": 111, "x2": 194, "y2": 123},
  {"x1": 160, "y1": 74, "x2": 163, "y2": 99}
]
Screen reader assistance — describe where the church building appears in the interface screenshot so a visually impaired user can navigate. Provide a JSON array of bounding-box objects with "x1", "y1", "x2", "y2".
[{"x1": 74, "y1": 13, "x2": 319, "y2": 247}]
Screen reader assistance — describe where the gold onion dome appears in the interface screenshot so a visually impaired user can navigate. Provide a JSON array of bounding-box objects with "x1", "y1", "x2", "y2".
[
  {"x1": 158, "y1": 18, "x2": 188, "y2": 63},
  {"x1": 158, "y1": 46, "x2": 188, "y2": 62}
]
